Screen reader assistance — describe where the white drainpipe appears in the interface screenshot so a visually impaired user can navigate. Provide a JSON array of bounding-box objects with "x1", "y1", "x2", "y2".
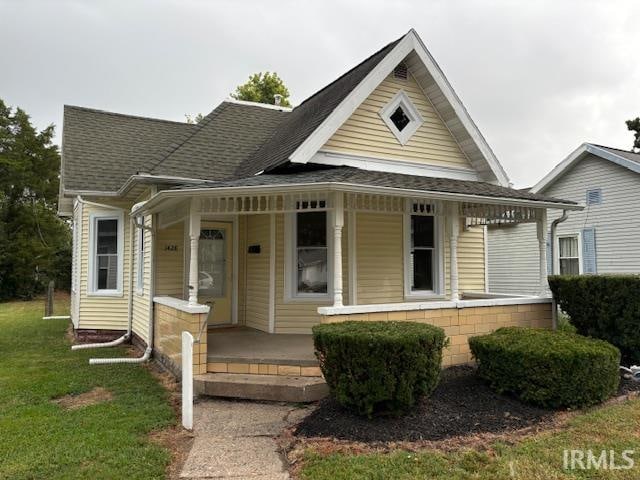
[
  {"x1": 72, "y1": 196, "x2": 132, "y2": 350},
  {"x1": 90, "y1": 213, "x2": 155, "y2": 365}
]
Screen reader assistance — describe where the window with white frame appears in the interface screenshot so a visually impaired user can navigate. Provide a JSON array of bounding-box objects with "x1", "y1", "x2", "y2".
[
  {"x1": 136, "y1": 216, "x2": 144, "y2": 293},
  {"x1": 89, "y1": 213, "x2": 123, "y2": 294},
  {"x1": 379, "y1": 90, "x2": 424, "y2": 145},
  {"x1": 558, "y1": 235, "x2": 580, "y2": 275},
  {"x1": 295, "y1": 211, "x2": 328, "y2": 296},
  {"x1": 405, "y1": 204, "x2": 441, "y2": 296}
]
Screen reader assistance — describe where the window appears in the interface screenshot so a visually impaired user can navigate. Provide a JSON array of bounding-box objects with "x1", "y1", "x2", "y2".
[
  {"x1": 410, "y1": 215, "x2": 435, "y2": 292},
  {"x1": 379, "y1": 90, "x2": 424, "y2": 145},
  {"x1": 136, "y1": 216, "x2": 144, "y2": 293},
  {"x1": 558, "y1": 235, "x2": 581, "y2": 275},
  {"x1": 295, "y1": 212, "x2": 328, "y2": 295},
  {"x1": 89, "y1": 212, "x2": 123, "y2": 295},
  {"x1": 586, "y1": 188, "x2": 602, "y2": 206}
]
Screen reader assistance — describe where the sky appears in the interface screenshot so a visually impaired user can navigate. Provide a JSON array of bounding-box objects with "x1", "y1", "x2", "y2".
[{"x1": 1, "y1": 0, "x2": 639, "y2": 187}]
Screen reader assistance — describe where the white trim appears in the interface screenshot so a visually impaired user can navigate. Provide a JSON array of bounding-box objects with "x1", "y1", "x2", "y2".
[
  {"x1": 555, "y1": 232, "x2": 583, "y2": 275},
  {"x1": 71, "y1": 198, "x2": 83, "y2": 327},
  {"x1": 268, "y1": 213, "x2": 276, "y2": 333},
  {"x1": 284, "y1": 210, "x2": 333, "y2": 303},
  {"x1": 483, "y1": 225, "x2": 489, "y2": 293},
  {"x1": 88, "y1": 210, "x2": 125, "y2": 296},
  {"x1": 286, "y1": 29, "x2": 510, "y2": 186},
  {"x1": 224, "y1": 98, "x2": 292, "y2": 112},
  {"x1": 533, "y1": 143, "x2": 640, "y2": 193},
  {"x1": 153, "y1": 295, "x2": 210, "y2": 314},
  {"x1": 348, "y1": 210, "x2": 357, "y2": 305},
  {"x1": 403, "y1": 201, "x2": 444, "y2": 299},
  {"x1": 318, "y1": 295, "x2": 551, "y2": 316},
  {"x1": 311, "y1": 150, "x2": 479, "y2": 181},
  {"x1": 378, "y1": 90, "x2": 424, "y2": 145}
]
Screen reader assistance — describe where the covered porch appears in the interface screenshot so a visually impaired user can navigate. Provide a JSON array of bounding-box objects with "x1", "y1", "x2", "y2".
[{"x1": 134, "y1": 170, "x2": 579, "y2": 378}]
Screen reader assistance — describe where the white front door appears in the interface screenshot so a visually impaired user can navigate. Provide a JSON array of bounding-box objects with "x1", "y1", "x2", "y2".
[{"x1": 198, "y1": 221, "x2": 233, "y2": 325}]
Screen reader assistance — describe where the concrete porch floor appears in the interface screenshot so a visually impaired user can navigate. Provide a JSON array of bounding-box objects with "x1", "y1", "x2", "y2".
[{"x1": 207, "y1": 326, "x2": 317, "y2": 366}]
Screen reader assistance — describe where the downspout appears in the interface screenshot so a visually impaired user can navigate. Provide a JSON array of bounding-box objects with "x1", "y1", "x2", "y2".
[
  {"x1": 72, "y1": 196, "x2": 131, "y2": 350},
  {"x1": 90, "y1": 213, "x2": 155, "y2": 364},
  {"x1": 549, "y1": 209, "x2": 569, "y2": 330}
]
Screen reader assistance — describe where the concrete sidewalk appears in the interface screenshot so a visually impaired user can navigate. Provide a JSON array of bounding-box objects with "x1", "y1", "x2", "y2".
[{"x1": 180, "y1": 399, "x2": 313, "y2": 479}]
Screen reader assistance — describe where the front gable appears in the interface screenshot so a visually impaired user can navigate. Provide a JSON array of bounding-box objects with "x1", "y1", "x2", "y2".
[{"x1": 321, "y1": 69, "x2": 474, "y2": 172}]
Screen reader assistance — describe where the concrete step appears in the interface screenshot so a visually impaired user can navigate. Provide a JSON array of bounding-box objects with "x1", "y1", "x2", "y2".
[{"x1": 194, "y1": 373, "x2": 329, "y2": 403}]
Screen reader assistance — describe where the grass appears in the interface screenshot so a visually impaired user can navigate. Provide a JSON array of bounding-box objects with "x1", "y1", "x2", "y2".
[
  {"x1": 300, "y1": 397, "x2": 640, "y2": 480},
  {"x1": 0, "y1": 296, "x2": 176, "y2": 480}
]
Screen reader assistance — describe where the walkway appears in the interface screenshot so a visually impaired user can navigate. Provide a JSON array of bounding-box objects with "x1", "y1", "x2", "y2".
[{"x1": 180, "y1": 399, "x2": 313, "y2": 479}]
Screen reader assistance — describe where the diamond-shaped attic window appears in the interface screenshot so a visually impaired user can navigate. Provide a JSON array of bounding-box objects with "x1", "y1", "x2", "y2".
[
  {"x1": 390, "y1": 106, "x2": 410, "y2": 132},
  {"x1": 379, "y1": 90, "x2": 424, "y2": 145}
]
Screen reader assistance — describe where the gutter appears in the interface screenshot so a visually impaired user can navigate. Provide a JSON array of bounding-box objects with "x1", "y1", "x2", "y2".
[{"x1": 549, "y1": 209, "x2": 569, "y2": 330}]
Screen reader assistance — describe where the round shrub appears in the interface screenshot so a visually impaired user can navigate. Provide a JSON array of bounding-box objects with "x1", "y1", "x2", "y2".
[
  {"x1": 312, "y1": 321, "x2": 447, "y2": 417},
  {"x1": 469, "y1": 327, "x2": 620, "y2": 409}
]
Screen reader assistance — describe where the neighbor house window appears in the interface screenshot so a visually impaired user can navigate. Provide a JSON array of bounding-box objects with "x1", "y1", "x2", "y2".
[
  {"x1": 136, "y1": 216, "x2": 144, "y2": 293},
  {"x1": 89, "y1": 212, "x2": 123, "y2": 295},
  {"x1": 558, "y1": 235, "x2": 581, "y2": 275},
  {"x1": 295, "y1": 212, "x2": 328, "y2": 295}
]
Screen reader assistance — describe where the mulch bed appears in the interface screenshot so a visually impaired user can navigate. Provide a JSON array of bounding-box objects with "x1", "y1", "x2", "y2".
[{"x1": 294, "y1": 366, "x2": 640, "y2": 443}]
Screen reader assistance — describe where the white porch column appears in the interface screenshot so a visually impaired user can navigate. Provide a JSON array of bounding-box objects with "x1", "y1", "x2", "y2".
[
  {"x1": 449, "y1": 203, "x2": 460, "y2": 301},
  {"x1": 188, "y1": 205, "x2": 201, "y2": 306},
  {"x1": 536, "y1": 208, "x2": 550, "y2": 296},
  {"x1": 332, "y1": 192, "x2": 344, "y2": 308}
]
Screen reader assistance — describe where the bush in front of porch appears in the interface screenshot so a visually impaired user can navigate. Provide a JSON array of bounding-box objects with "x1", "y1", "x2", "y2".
[
  {"x1": 312, "y1": 321, "x2": 447, "y2": 417},
  {"x1": 470, "y1": 327, "x2": 620, "y2": 409}
]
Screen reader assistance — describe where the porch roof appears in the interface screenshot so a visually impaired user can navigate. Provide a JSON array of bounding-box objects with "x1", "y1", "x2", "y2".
[{"x1": 134, "y1": 165, "x2": 580, "y2": 215}]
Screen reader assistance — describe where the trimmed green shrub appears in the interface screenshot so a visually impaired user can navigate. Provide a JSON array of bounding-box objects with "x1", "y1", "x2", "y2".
[
  {"x1": 312, "y1": 321, "x2": 447, "y2": 417},
  {"x1": 549, "y1": 275, "x2": 640, "y2": 364},
  {"x1": 469, "y1": 327, "x2": 620, "y2": 409}
]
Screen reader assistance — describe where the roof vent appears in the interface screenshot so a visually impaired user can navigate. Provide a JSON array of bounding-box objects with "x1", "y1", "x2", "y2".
[
  {"x1": 393, "y1": 62, "x2": 408, "y2": 80},
  {"x1": 273, "y1": 94, "x2": 283, "y2": 106}
]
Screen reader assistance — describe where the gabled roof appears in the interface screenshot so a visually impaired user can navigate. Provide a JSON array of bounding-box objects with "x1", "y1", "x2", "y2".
[
  {"x1": 238, "y1": 29, "x2": 510, "y2": 186},
  {"x1": 61, "y1": 105, "x2": 194, "y2": 192},
  {"x1": 532, "y1": 143, "x2": 640, "y2": 193}
]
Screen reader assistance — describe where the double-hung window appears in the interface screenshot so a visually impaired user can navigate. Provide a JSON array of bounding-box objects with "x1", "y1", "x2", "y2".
[
  {"x1": 90, "y1": 212, "x2": 123, "y2": 295},
  {"x1": 294, "y1": 211, "x2": 328, "y2": 296},
  {"x1": 405, "y1": 204, "x2": 441, "y2": 297},
  {"x1": 558, "y1": 235, "x2": 581, "y2": 275}
]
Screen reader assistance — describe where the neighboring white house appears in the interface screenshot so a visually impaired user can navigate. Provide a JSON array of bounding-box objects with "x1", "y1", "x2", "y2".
[{"x1": 488, "y1": 143, "x2": 640, "y2": 295}]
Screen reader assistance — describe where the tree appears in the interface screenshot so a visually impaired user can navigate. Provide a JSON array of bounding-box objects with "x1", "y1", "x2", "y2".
[
  {"x1": 0, "y1": 99, "x2": 71, "y2": 299},
  {"x1": 185, "y1": 113, "x2": 204, "y2": 124},
  {"x1": 231, "y1": 72, "x2": 291, "y2": 107},
  {"x1": 626, "y1": 117, "x2": 640, "y2": 152}
]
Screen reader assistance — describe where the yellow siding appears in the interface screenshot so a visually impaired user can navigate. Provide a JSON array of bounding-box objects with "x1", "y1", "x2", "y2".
[
  {"x1": 131, "y1": 214, "x2": 153, "y2": 343},
  {"x1": 356, "y1": 212, "x2": 404, "y2": 304},
  {"x1": 322, "y1": 73, "x2": 473, "y2": 170},
  {"x1": 78, "y1": 200, "x2": 131, "y2": 331},
  {"x1": 458, "y1": 225, "x2": 486, "y2": 293},
  {"x1": 245, "y1": 214, "x2": 270, "y2": 332},
  {"x1": 155, "y1": 222, "x2": 185, "y2": 298}
]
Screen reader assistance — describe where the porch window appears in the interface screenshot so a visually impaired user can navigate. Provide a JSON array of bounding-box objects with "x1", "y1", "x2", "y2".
[
  {"x1": 411, "y1": 215, "x2": 435, "y2": 291},
  {"x1": 295, "y1": 212, "x2": 328, "y2": 295},
  {"x1": 89, "y1": 212, "x2": 124, "y2": 295},
  {"x1": 558, "y1": 235, "x2": 580, "y2": 275}
]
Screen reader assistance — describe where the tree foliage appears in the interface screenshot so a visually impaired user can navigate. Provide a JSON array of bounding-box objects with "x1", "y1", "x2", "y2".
[
  {"x1": 0, "y1": 99, "x2": 71, "y2": 299},
  {"x1": 231, "y1": 72, "x2": 291, "y2": 107},
  {"x1": 626, "y1": 117, "x2": 640, "y2": 152}
]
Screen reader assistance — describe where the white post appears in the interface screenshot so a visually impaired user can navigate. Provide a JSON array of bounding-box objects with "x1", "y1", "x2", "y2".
[
  {"x1": 333, "y1": 192, "x2": 344, "y2": 308},
  {"x1": 188, "y1": 207, "x2": 201, "y2": 306},
  {"x1": 181, "y1": 331, "x2": 194, "y2": 430},
  {"x1": 537, "y1": 208, "x2": 550, "y2": 296},
  {"x1": 449, "y1": 203, "x2": 460, "y2": 301}
]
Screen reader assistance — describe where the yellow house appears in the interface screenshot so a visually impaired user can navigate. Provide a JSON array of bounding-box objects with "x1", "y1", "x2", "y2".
[{"x1": 58, "y1": 29, "x2": 580, "y2": 401}]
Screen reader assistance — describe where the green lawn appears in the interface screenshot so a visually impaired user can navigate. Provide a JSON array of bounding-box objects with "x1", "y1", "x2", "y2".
[
  {"x1": 301, "y1": 393, "x2": 640, "y2": 479},
  {"x1": 0, "y1": 298, "x2": 176, "y2": 480}
]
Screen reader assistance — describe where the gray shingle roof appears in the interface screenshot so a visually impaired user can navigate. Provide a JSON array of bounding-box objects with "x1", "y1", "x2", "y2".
[
  {"x1": 179, "y1": 165, "x2": 576, "y2": 205},
  {"x1": 591, "y1": 144, "x2": 640, "y2": 165},
  {"x1": 234, "y1": 36, "x2": 403, "y2": 177},
  {"x1": 62, "y1": 106, "x2": 194, "y2": 192},
  {"x1": 148, "y1": 101, "x2": 288, "y2": 180}
]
